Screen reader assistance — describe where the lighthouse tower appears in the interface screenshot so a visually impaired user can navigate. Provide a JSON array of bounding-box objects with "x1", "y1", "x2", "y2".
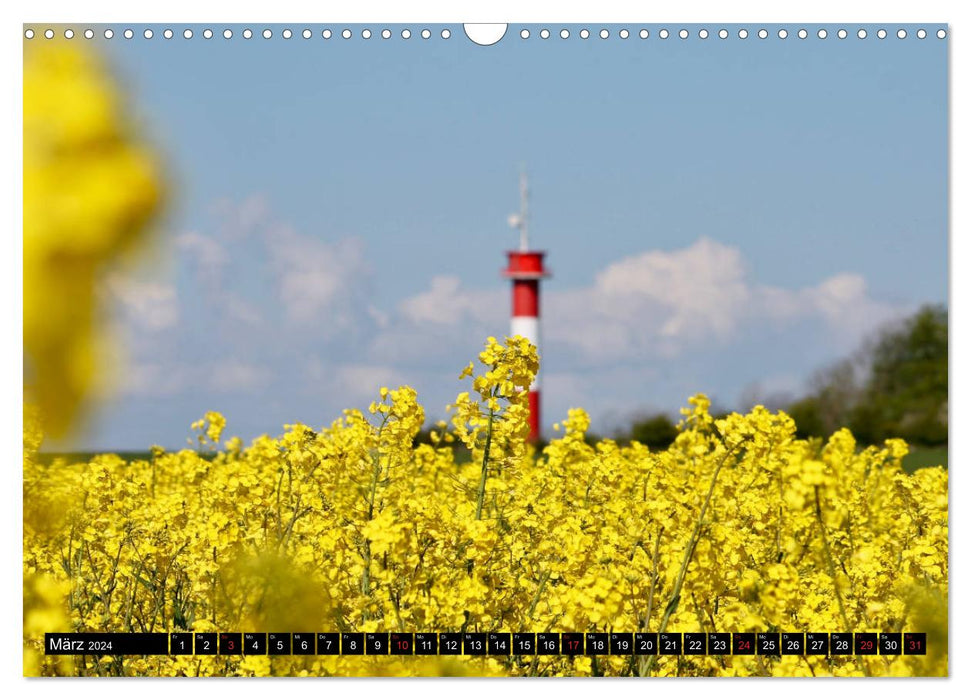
[{"x1": 503, "y1": 172, "x2": 550, "y2": 442}]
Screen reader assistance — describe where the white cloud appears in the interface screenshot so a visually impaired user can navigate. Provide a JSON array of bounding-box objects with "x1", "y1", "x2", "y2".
[
  {"x1": 115, "y1": 358, "x2": 270, "y2": 398},
  {"x1": 800, "y1": 273, "x2": 900, "y2": 335},
  {"x1": 117, "y1": 360, "x2": 270, "y2": 398},
  {"x1": 594, "y1": 237, "x2": 751, "y2": 341},
  {"x1": 176, "y1": 231, "x2": 228, "y2": 276},
  {"x1": 389, "y1": 238, "x2": 793, "y2": 365},
  {"x1": 221, "y1": 296, "x2": 263, "y2": 326},
  {"x1": 539, "y1": 238, "x2": 907, "y2": 363},
  {"x1": 118, "y1": 362, "x2": 187, "y2": 398},
  {"x1": 751, "y1": 273, "x2": 902, "y2": 346},
  {"x1": 544, "y1": 238, "x2": 752, "y2": 361},
  {"x1": 267, "y1": 226, "x2": 371, "y2": 327},
  {"x1": 304, "y1": 359, "x2": 397, "y2": 406},
  {"x1": 159, "y1": 225, "x2": 899, "y2": 391},
  {"x1": 334, "y1": 363, "x2": 397, "y2": 401},
  {"x1": 382, "y1": 237, "x2": 909, "y2": 381},
  {"x1": 398, "y1": 275, "x2": 501, "y2": 326},
  {"x1": 211, "y1": 193, "x2": 269, "y2": 240},
  {"x1": 176, "y1": 201, "x2": 376, "y2": 332},
  {"x1": 362, "y1": 277, "x2": 504, "y2": 366},
  {"x1": 105, "y1": 274, "x2": 179, "y2": 332},
  {"x1": 367, "y1": 304, "x2": 391, "y2": 329},
  {"x1": 210, "y1": 361, "x2": 270, "y2": 393},
  {"x1": 175, "y1": 230, "x2": 264, "y2": 328}
]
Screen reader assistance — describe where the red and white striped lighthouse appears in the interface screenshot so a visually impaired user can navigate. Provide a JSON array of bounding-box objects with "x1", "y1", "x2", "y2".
[{"x1": 503, "y1": 172, "x2": 550, "y2": 442}]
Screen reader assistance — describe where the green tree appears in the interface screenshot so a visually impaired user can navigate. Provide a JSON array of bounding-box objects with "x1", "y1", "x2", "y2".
[
  {"x1": 786, "y1": 396, "x2": 825, "y2": 441},
  {"x1": 851, "y1": 305, "x2": 948, "y2": 445},
  {"x1": 623, "y1": 413, "x2": 679, "y2": 450},
  {"x1": 786, "y1": 305, "x2": 947, "y2": 446}
]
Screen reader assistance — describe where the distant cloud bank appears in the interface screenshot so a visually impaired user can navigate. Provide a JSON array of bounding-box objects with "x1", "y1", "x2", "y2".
[{"x1": 96, "y1": 195, "x2": 912, "y2": 446}]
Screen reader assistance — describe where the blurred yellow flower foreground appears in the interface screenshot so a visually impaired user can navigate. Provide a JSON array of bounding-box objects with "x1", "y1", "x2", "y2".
[
  {"x1": 23, "y1": 40, "x2": 162, "y2": 437},
  {"x1": 23, "y1": 336, "x2": 947, "y2": 677}
]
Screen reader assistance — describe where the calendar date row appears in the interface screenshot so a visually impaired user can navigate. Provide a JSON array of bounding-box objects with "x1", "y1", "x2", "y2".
[{"x1": 46, "y1": 631, "x2": 926, "y2": 657}]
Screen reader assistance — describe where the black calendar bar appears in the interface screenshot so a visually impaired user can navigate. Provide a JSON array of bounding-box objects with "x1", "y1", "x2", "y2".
[{"x1": 44, "y1": 632, "x2": 928, "y2": 656}]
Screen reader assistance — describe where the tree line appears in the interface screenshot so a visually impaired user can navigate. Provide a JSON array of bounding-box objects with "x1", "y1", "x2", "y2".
[{"x1": 615, "y1": 305, "x2": 947, "y2": 449}]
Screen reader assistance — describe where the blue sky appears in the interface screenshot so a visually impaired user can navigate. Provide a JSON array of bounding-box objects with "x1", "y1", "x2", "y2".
[{"x1": 48, "y1": 24, "x2": 947, "y2": 449}]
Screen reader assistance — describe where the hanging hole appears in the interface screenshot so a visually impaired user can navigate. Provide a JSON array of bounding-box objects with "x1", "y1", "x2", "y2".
[{"x1": 463, "y1": 24, "x2": 506, "y2": 46}]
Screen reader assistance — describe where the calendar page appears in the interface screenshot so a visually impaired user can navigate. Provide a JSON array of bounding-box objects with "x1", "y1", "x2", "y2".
[{"x1": 22, "y1": 18, "x2": 948, "y2": 679}]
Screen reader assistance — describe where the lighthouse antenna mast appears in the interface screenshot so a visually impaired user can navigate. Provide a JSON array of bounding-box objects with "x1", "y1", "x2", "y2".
[{"x1": 518, "y1": 169, "x2": 529, "y2": 251}]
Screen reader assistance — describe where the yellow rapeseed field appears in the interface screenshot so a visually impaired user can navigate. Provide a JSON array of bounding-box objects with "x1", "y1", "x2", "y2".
[{"x1": 23, "y1": 336, "x2": 948, "y2": 677}]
